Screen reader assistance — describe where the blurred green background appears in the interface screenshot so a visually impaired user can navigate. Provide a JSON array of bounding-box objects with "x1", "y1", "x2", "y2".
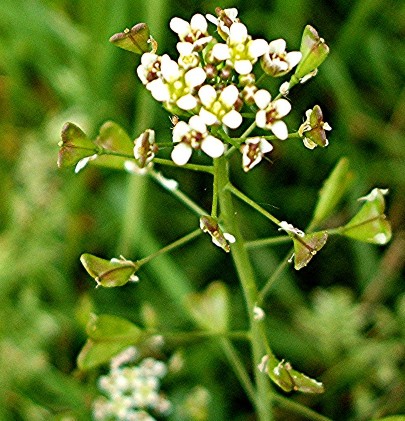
[{"x1": 1, "y1": 0, "x2": 404, "y2": 420}]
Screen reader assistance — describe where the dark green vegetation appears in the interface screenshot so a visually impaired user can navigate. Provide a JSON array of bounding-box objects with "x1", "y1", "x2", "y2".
[{"x1": 1, "y1": 0, "x2": 404, "y2": 419}]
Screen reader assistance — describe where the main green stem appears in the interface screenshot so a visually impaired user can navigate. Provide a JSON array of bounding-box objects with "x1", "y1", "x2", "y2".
[{"x1": 215, "y1": 156, "x2": 273, "y2": 420}]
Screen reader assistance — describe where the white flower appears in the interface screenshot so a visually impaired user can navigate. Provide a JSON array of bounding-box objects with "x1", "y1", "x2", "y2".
[
  {"x1": 253, "y1": 305, "x2": 265, "y2": 321},
  {"x1": 198, "y1": 84, "x2": 242, "y2": 129},
  {"x1": 171, "y1": 115, "x2": 225, "y2": 165},
  {"x1": 136, "y1": 53, "x2": 161, "y2": 86},
  {"x1": 278, "y1": 221, "x2": 305, "y2": 237},
  {"x1": 211, "y1": 22, "x2": 267, "y2": 75},
  {"x1": 261, "y1": 39, "x2": 302, "y2": 77},
  {"x1": 206, "y1": 8, "x2": 239, "y2": 39},
  {"x1": 170, "y1": 14, "x2": 212, "y2": 49},
  {"x1": 254, "y1": 89, "x2": 291, "y2": 140},
  {"x1": 176, "y1": 41, "x2": 200, "y2": 69},
  {"x1": 133, "y1": 129, "x2": 157, "y2": 168},
  {"x1": 241, "y1": 137, "x2": 273, "y2": 172},
  {"x1": 145, "y1": 54, "x2": 206, "y2": 111}
]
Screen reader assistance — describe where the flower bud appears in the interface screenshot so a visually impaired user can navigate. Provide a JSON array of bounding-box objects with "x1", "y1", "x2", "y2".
[
  {"x1": 294, "y1": 25, "x2": 329, "y2": 80},
  {"x1": 133, "y1": 129, "x2": 158, "y2": 168},
  {"x1": 199, "y1": 215, "x2": 235, "y2": 252}
]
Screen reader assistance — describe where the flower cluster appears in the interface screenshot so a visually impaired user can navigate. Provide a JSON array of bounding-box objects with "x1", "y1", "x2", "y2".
[
  {"x1": 93, "y1": 347, "x2": 171, "y2": 421},
  {"x1": 134, "y1": 7, "x2": 313, "y2": 171}
]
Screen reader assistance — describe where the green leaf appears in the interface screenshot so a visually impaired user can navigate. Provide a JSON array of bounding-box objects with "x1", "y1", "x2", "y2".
[
  {"x1": 58, "y1": 122, "x2": 98, "y2": 168},
  {"x1": 109, "y1": 23, "x2": 151, "y2": 54},
  {"x1": 185, "y1": 281, "x2": 230, "y2": 332},
  {"x1": 86, "y1": 314, "x2": 143, "y2": 341},
  {"x1": 95, "y1": 121, "x2": 133, "y2": 155},
  {"x1": 373, "y1": 417, "x2": 405, "y2": 421},
  {"x1": 341, "y1": 188, "x2": 392, "y2": 244},
  {"x1": 293, "y1": 231, "x2": 328, "y2": 270},
  {"x1": 77, "y1": 314, "x2": 143, "y2": 370},
  {"x1": 312, "y1": 157, "x2": 354, "y2": 225},
  {"x1": 80, "y1": 253, "x2": 139, "y2": 287},
  {"x1": 295, "y1": 25, "x2": 329, "y2": 79}
]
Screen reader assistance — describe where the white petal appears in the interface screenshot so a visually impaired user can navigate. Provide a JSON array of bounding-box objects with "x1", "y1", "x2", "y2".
[
  {"x1": 161, "y1": 55, "x2": 180, "y2": 81},
  {"x1": 188, "y1": 115, "x2": 206, "y2": 133},
  {"x1": 255, "y1": 110, "x2": 267, "y2": 128},
  {"x1": 199, "y1": 107, "x2": 218, "y2": 125},
  {"x1": 268, "y1": 39, "x2": 286, "y2": 54},
  {"x1": 190, "y1": 14, "x2": 207, "y2": 32},
  {"x1": 374, "y1": 233, "x2": 388, "y2": 244},
  {"x1": 271, "y1": 120, "x2": 288, "y2": 140},
  {"x1": 194, "y1": 36, "x2": 213, "y2": 47},
  {"x1": 141, "y1": 52, "x2": 158, "y2": 66},
  {"x1": 303, "y1": 137, "x2": 317, "y2": 149},
  {"x1": 286, "y1": 51, "x2": 302, "y2": 68},
  {"x1": 323, "y1": 122, "x2": 332, "y2": 131},
  {"x1": 279, "y1": 81, "x2": 290, "y2": 95},
  {"x1": 201, "y1": 136, "x2": 224, "y2": 158},
  {"x1": 136, "y1": 65, "x2": 148, "y2": 85},
  {"x1": 220, "y1": 84, "x2": 239, "y2": 106},
  {"x1": 224, "y1": 8, "x2": 239, "y2": 20},
  {"x1": 260, "y1": 139, "x2": 273, "y2": 153},
  {"x1": 224, "y1": 232, "x2": 236, "y2": 243},
  {"x1": 212, "y1": 43, "x2": 231, "y2": 61},
  {"x1": 222, "y1": 110, "x2": 243, "y2": 129},
  {"x1": 229, "y1": 22, "x2": 248, "y2": 44},
  {"x1": 171, "y1": 142, "x2": 193, "y2": 165},
  {"x1": 249, "y1": 39, "x2": 268, "y2": 58},
  {"x1": 185, "y1": 67, "x2": 206, "y2": 87},
  {"x1": 176, "y1": 94, "x2": 198, "y2": 110},
  {"x1": 273, "y1": 98, "x2": 291, "y2": 117},
  {"x1": 177, "y1": 41, "x2": 194, "y2": 56},
  {"x1": 254, "y1": 89, "x2": 271, "y2": 109},
  {"x1": 149, "y1": 79, "x2": 170, "y2": 102},
  {"x1": 234, "y1": 60, "x2": 253, "y2": 75},
  {"x1": 169, "y1": 17, "x2": 190, "y2": 37},
  {"x1": 75, "y1": 157, "x2": 90, "y2": 173},
  {"x1": 172, "y1": 121, "x2": 190, "y2": 142},
  {"x1": 205, "y1": 14, "x2": 218, "y2": 25},
  {"x1": 198, "y1": 84, "x2": 217, "y2": 106}
]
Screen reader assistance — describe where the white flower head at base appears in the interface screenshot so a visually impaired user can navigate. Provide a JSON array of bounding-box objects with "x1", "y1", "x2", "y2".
[
  {"x1": 206, "y1": 7, "x2": 240, "y2": 40},
  {"x1": 146, "y1": 54, "x2": 206, "y2": 111},
  {"x1": 200, "y1": 215, "x2": 235, "y2": 253},
  {"x1": 241, "y1": 137, "x2": 273, "y2": 172},
  {"x1": 211, "y1": 22, "x2": 268, "y2": 75},
  {"x1": 278, "y1": 221, "x2": 305, "y2": 237},
  {"x1": 170, "y1": 14, "x2": 212, "y2": 50},
  {"x1": 198, "y1": 84, "x2": 242, "y2": 129},
  {"x1": 261, "y1": 39, "x2": 302, "y2": 77},
  {"x1": 171, "y1": 115, "x2": 225, "y2": 165},
  {"x1": 254, "y1": 89, "x2": 291, "y2": 140},
  {"x1": 253, "y1": 305, "x2": 266, "y2": 321}
]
